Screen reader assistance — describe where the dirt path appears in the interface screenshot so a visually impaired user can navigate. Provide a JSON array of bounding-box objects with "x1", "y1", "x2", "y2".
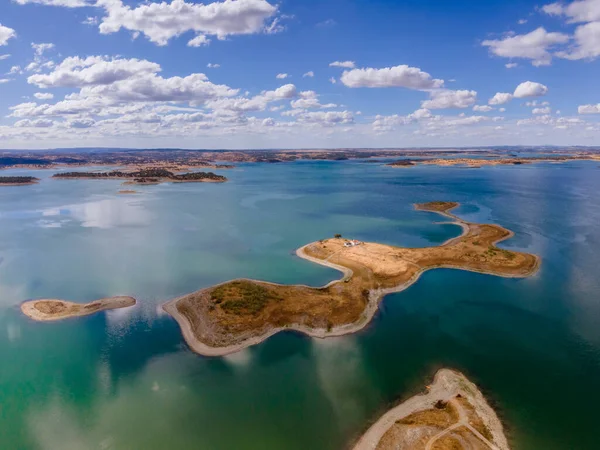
[{"x1": 352, "y1": 369, "x2": 509, "y2": 450}]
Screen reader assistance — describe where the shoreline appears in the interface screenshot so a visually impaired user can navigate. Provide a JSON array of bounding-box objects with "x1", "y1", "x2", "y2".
[
  {"x1": 351, "y1": 368, "x2": 509, "y2": 450},
  {"x1": 163, "y1": 204, "x2": 540, "y2": 357}
]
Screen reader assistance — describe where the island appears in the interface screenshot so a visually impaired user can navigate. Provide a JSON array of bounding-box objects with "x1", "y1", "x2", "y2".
[
  {"x1": 0, "y1": 176, "x2": 40, "y2": 185},
  {"x1": 163, "y1": 201, "x2": 539, "y2": 356},
  {"x1": 352, "y1": 369, "x2": 509, "y2": 450},
  {"x1": 21, "y1": 296, "x2": 136, "y2": 321},
  {"x1": 52, "y1": 168, "x2": 227, "y2": 185},
  {"x1": 386, "y1": 155, "x2": 600, "y2": 168}
]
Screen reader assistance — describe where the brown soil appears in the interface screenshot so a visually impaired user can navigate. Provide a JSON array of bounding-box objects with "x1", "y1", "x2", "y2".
[
  {"x1": 355, "y1": 369, "x2": 509, "y2": 450},
  {"x1": 168, "y1": 201, "x2": 539, "y2": 353}
]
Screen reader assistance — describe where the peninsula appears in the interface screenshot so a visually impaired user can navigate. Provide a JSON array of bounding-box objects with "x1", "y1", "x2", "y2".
[
  {"x1": 52, "y1": 168, "x2": 227, "y2": 185},
  {"x1": 163, "y1": 202, "x2": 539, "y2": 356},
  {"x1": 0, "y1": 176, "x2": 40, "y2": 185},
  {"x1": 352, "y1": 369, "x2": 509, "y2": 450},
  {"x1": 21, "y1": 296, "x2": 136, "y2": 321}
]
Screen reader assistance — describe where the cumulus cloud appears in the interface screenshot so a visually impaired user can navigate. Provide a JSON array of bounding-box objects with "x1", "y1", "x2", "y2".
[
  {"x1": 187, "y1": 34, "x2": 210, "y2": 47},
  {"x1": 207, "y1": 63, "x2": 220, "y2": 68},
  {"x1": 481, "y1": 27, "x2": 569, "y2": 66},
  {"x1": 556, "y1": 21, "x2": 600, "y2": 60},
  {"x1": 421, "y1": 90, "x2": 477, "y2": 109},
  {"x1": 578, "y1": 103, "x2": 600, "y2": 113},
  {"x1": 340, "y1": 64, "x2": 444, "y2": 89},
  {"x1": 0, "y1": 24, "x2": 16, "y2": 46},
  {"x1": 32, "y1": 42, "x2": 55, "y2": 55},
  {"x1": 542, "y1": 0, "x2": 600, "y2": 23},
  {"x1": 532, "y1": 106, "x2": 552, "y2": 114},
  {"x1": 276, "y1": 73, "x2": 289, "y2": 79},
  {"x1": 473, "y1": 105, "x2": 494, "y2": 112},
  {"x1": 0, "y1": 54, "x2": 10, "y2": 60},
  {"x1": 96, "y1": 0, "x2": 279, "y2": 46},
  {"x1": 27, "y1": 56, "x2": 162, "y2": 88},
  {"x1": 489, "y1": 92, "x2": 513, "y2": 105},
  {"x1": 303, "y1": 71, "x2": 314, "y2": 78},
  {"x1": 513, "y1": 81, "x2": 548, "y2": 98},
  {"x1": 34, "y1": 92, "x2": 54, "y2": 100},
  {"x1": 286, "y1": 110, "x2": 354, "y2": 126},
  {"x1": 329, "y1": 61, "x2": 355, "y2": 68},
  {"x1": 505, "y1": 62, "x2": 518, "y2": 68}
]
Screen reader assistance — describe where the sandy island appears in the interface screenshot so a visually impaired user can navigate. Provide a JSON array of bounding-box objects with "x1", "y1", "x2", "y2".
[
  {"x1": 352, "y1": 368, "x2": 509, "y2": 450},
  {"x1": 21, "y1": 296, "x2": 136, "y2": 321},
  {"x1": 163, "y1": 202, "x2": 540, "y2": 357}
]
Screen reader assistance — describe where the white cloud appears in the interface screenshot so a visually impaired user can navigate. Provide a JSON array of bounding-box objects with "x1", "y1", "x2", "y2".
[
  {"x1": 34, "y1": 92, "x2": 54, "y2": 100},
  {"x1": 0, "y1": 24, "x2": 16, "y2": 46},
  {"x1": 187, "y1": 34, "x2": 210, "y2": 47},
  {"x1": 505, "y1": 62, "x2": 518, "y2": 68},
  {"x1": 481, "y1": 27, "x2": 569, "y2": 66},
  {"x1": 32, "y1": 42, "x2": 55, "y2": 55},
  {"x1": 289, "y1": 90, "x2": 337, "y2": 109},
  {"x1": 513, "y1": 81, "x2": 548, "y2": 98},
  {"x1": 499, "y1": 107, "x2": 506, "y2": 112},
  {"x1": 421, "y1": 89, "x2": 477, "y2": 109},
  {"x1": 329, "y1": 61, "x2": 355, "y2": 68},
  {"x1": 303, "y1": 71, "x2": 314, "y2": 78},
  {"x1": 207, "y1": 63, "x2": 220, "y2": 68},
  {"x1": 542, "y1": 0, "x2": 600, "y2": 23},
  {"x1": 285, "y1": 110, "x2": 354, "y2": 126},
  {"x1": 97, "y1": 0, "x2": 279, "y2": 46},
  {"x1": 489, "y1": 92, "x2": 513, "y2": 105},
  {"x1": 556, "y1": 21, "x2": 600, "y2": 60},
  {"x1": 0, "y1": 78, "x2": 11, "y2": 84},
  {"x1": 0, "y1": 54, "x2": 10, "y2": 60},
  {"x1": 276, "y1": 73, "x2": 289, "y2": 79},
  {"x1": 473, "y1": 105, "x2": 494, "y2": 112},
  {"x1": 329, "y1": 77, "x2": 336, "y2": 84},
  {"x1": 518, "y1": 19, "x2": 528, "y2": 24},
  {"x1": 27, "y1": 56, "x2": 162, "y2": 88},
  {"x1": 340, "y1": 64, "x2": 444, "y2": 89},
  {"x1": 532, "y1": 106, "x2": 552, "y2": 114},
  {"x1": 578, "y1": 103, "x2": 600, "y2": 113}
]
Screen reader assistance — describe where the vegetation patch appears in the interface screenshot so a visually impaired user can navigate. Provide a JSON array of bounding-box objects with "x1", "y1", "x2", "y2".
[{"x1": 212, "y1": 281, "x2": 281, "y2": 315}]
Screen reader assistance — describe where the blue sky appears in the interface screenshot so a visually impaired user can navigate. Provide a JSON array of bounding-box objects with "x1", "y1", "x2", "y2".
[{"x1": 1, "y1": 0, "x2": 600, "y2": 149}]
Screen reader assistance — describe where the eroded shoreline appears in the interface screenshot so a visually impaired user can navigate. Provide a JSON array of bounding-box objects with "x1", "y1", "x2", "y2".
[
  {"x1": 163, "y1": 202, "x2": 540, "y2": 357},
  {"x1": 352, "y1": 368, "x2": 509, "y2": 450}
]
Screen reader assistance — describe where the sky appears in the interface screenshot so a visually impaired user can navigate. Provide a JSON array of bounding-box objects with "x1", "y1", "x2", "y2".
[{"x1": 1, "y1": 0, "x2": 600, "y2": 149}]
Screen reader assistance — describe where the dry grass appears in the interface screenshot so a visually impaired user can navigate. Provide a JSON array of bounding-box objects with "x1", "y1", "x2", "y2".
[{"x1": 175, "y1": 202, "x2": 538, "y2": 348}]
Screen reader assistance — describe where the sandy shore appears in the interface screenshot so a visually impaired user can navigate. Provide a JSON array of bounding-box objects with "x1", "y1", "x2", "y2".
[
  {"x1": 21, "y1": 296, "x2": 136, "y2": 322},
  {"x1": 352, "y1": 368, "x2": 509, "y2": 450},
  {"x1": 163, "y1": 204, "x2": 539, "y2": 357}
]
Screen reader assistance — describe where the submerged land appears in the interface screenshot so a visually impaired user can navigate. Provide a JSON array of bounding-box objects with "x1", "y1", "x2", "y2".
[
  {"x1": 353, "y1": 369, "x2": 509, "y2": 450},
  {"x1": 21, "y1": 296, "x2": 136, "y2": 321},
  {"x1": 163, "y1": 201, "x2": 539, "y2": 356}
]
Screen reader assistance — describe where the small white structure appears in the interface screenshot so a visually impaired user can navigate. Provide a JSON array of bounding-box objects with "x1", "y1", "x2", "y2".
[{"x1": 344, "y1": 239, "x2": 363, "y2": 248}]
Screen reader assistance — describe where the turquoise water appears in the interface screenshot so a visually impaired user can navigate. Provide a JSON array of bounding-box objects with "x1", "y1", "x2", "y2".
[{"x1": 1, "y1": 160, "x2": 600, "y2": 449}]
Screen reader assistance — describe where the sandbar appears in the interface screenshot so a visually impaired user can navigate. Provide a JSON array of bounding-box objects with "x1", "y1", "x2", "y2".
[
  {"x1": 21, "y1": 296, "x2": 136, "y2": 321},
  {"x1": 352, "y1": 368, "x2": 509, "y2": 450},
  {"x1": 164, "y1": 202, "x2": 540, "y2": 357}
]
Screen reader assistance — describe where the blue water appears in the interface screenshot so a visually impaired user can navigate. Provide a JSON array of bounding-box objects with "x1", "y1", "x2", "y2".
[{"x1": 1, "y1": 160, "x2": 599, "y2": 449}]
